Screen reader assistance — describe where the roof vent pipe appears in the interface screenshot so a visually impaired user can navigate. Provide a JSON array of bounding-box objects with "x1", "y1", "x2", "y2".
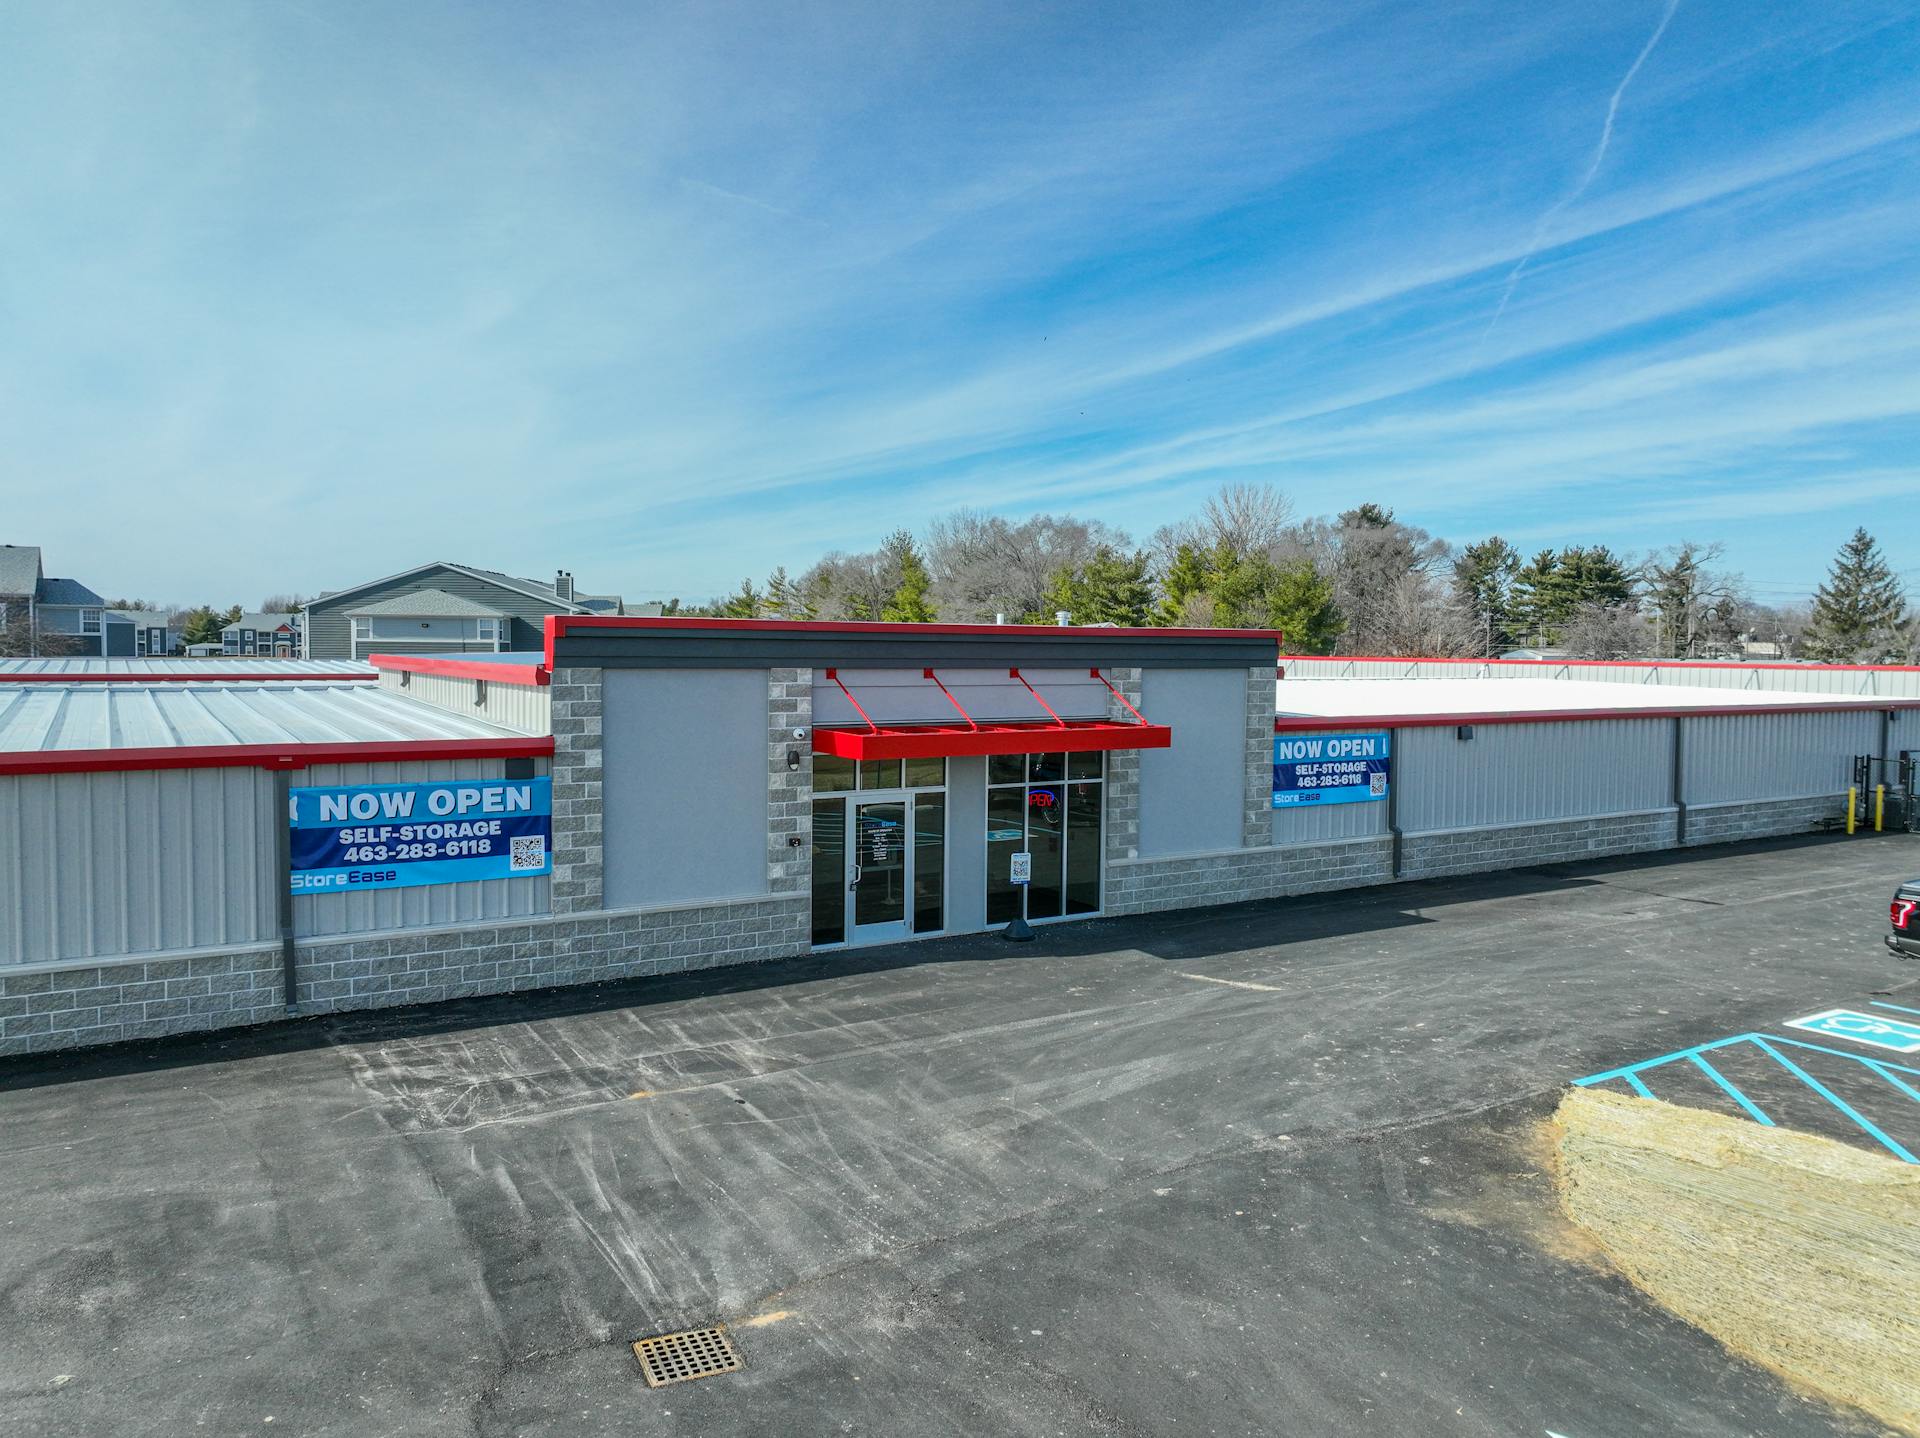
[
  {"x1": 554, "y1": 570, "x2": 574, "y2": 602},
  {"x1": 994, "y1": 613, "x2": 1006, "y2": 626},
  {"x1": 1055, "y1": 610, "x2": 1071, "y2": 626}
]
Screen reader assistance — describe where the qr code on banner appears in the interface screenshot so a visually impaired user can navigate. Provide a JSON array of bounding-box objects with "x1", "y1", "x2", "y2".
[
  {"x1": 510, "y1": 836, "x2": 548, "y2": 871},
  {"x1": 1369, "y1": 772, "x2": 1387, "y2": 796}
]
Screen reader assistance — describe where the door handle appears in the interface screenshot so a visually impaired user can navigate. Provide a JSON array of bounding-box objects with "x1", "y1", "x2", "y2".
[{"x1": 850, "y1": 863, "x2": 862, "y2": 889}]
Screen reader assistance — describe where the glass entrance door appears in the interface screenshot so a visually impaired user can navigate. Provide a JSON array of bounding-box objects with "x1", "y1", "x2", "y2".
[{"x1": 851, "y1": 799, "x2": 911, "y2": 943}]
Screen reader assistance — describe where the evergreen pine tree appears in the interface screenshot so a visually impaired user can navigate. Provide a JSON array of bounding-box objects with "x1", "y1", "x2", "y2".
[
  {"x1": 879, "y1": 532, "x2": 936, "y2": 622},
  {"x1": 1806, "y1": 528, "x2": 1907, "y2": 662},
  {"x1": 1156, "y1": 544, "x2": 1212, "y2": 626},
  {"x1": 1042, "y1": 547, "x2": 1153, "y2": 626},
  {"x1": 714, "y1": 578, "x2": 763, "y2": 618},
  {"x1": 1451, "y1": 537, "x2": 1520, "y2": 653}
]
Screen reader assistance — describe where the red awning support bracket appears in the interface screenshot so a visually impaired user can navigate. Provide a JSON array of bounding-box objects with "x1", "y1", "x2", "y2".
[
  {"x1": 1009, "y1": 668, "x2": 1069, "y2": 728},
  {"x1": 823, "y1": 668, "x2": 878, "y2": 733},
  {"x1": 1090, "y1": 668, "x2": 1150, "y2": 726},
  {"x1": 922, "y1": 669, "x2": 980, "y2": 730}
]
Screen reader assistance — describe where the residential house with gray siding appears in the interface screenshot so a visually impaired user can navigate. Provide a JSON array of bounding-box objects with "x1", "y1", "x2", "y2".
[
  {"x1": 108, "y1": 610, "x2": 175, "y2": 657},
  {"x1": 221, "y1": 612, "x2": 300, "y2": 657},
  {"x1": 0, "y1": 544, "x2": 111, "y2": 656},
  {"x1": 302, "y1": 562, "x2": 622, "y2": 659}
]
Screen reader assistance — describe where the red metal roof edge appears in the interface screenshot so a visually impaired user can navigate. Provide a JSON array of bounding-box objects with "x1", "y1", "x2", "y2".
[
  {"x1": 0, "y1": 670, "x2": 372, "y2": 683},
  {"x1": 369, "y1": 654, "x2": 551, "y2": 686},
  {"x1": 1274, "y1": 700, "x2": 1920, "y2": 732},
  {"x1": 546, "y1": 614, "x2": 1284, "y2": 666},
  {"x1": 0, "y1": 736, "x2": 554, "y2": 778},
  {"x1": 1279, "y1": 652, "x2": 1920, "y2": 675}
]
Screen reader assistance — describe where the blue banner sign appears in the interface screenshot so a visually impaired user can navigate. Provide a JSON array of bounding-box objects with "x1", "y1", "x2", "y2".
[
  {"x1": 289, "y1": 778, "x2": 552, "y2": 893},
  {"x1": 1273, "y1": 731, "x2": 1391, "y2": 808}
]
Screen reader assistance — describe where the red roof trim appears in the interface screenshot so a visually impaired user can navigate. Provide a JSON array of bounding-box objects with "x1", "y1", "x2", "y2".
[
  {"x1": 0, "y1": 670, "x2": 371, "y2": 684},
  {"x1": 0, "y1": 736, "x2": 554, "y2": 778},
  {"x1": 547, "y1": 614, "x2": 1283, "y2": 667},
  {"x1": 815, "y1": 720, "x2": 1173, "y2": 760},
  {"x1": 369, "y1": 654, "x2": 550, "y2": 686},
  {"x1": 1280, "y1": 653, "x2": 1920, "y2": 676},
  {"x1": 1275, "y1": 701, "x2": 1920, "y2": 733}
]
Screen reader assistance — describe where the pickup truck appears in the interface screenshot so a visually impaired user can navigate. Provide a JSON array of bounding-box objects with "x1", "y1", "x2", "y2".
[{"x1": 1888, "y1": 882, "x2": 1920, "y2": 960}]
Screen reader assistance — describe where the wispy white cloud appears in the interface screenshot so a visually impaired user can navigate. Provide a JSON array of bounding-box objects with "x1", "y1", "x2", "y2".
[{"x1": 1, "y1": 0, "x2": 1917, "y2": 602}]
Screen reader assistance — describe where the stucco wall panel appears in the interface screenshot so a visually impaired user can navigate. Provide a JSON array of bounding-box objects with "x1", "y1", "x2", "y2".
[
  {"x1": 602, "y1": 668, "x2": 769, "y2": 908},
  {"x1": 1137, "y1": 668, "x2": 1245, "y2": 858}
]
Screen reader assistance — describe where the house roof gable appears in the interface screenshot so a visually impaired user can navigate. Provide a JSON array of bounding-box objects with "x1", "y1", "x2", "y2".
[{"x1": 309, "y1": 561, "x2": 591, "y2": 614}]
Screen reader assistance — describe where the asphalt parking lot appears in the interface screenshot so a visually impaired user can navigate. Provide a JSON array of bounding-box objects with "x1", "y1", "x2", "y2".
[{"x1": 3, "y1": 832, "x2": 1916, "y2": 1437}]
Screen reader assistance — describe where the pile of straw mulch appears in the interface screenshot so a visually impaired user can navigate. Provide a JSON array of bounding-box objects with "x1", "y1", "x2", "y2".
[{"x1": 1554, "y1": 1086, "x2": 1920, "y2": 1435}]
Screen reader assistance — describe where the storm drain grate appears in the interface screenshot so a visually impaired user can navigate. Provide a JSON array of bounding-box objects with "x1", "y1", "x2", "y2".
[{"x1": 631, "y1": 1325, "x2": 743, "y2": 1387}]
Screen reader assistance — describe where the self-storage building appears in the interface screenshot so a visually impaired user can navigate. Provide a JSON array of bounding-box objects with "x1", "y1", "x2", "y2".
[{"x1": 2, "y1": 619, "x2": 1913, "y2": 1058}]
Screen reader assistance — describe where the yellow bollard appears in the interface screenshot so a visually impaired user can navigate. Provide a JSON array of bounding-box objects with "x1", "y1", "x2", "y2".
[
  {"x1": 1847, "y1": 786, "x2": 1858, "y2": 834},
  {"x1": 1876, "y1": 784, "x2": 1886, "y2": 832}
]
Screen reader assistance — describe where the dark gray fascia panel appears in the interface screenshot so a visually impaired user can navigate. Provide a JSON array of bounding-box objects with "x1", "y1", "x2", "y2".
[{"x1": 552, "y1": 628, "x2": 1278, "y2": 671}]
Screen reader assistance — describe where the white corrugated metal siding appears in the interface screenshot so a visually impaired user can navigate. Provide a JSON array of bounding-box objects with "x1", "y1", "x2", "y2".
[
  {"x1": 1280, "y1": 655, "x2": 1920, "y2": 698},
  {"x1": 1, "y1": 757, "x2": 552, "y2": 966},
  {"x1": 1395, "y1": 720, "x2": 1673, "y2": 831},
  {"x1": 1272, "y1": 797, "x2": 1388, "y2": 842},
  {"x1": 1681, "y1": 710, "x2": 1881, "y2": 803},
  {"x1": 1, "y1": 767, "x2": 276, "y2": 965},
  {"x1": 376, "y1": 670, "x2": 552, "y2": 735}
]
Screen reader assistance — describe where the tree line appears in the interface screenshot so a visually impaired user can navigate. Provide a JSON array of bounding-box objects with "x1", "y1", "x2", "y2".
[{"x1": 671, "y1": 484, "x2": 1916, "y2": 663}]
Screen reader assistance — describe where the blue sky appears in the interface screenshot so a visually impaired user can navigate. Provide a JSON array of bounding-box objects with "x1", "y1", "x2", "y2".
[{"x1": 4, "y1": 0, "x2": 1918, "y2": 609}]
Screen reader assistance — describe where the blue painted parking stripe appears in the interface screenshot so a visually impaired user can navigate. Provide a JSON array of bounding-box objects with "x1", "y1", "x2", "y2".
[
  {"x1": 1864, "y1": 1059, "x2": 1920, "y2": 1106},
  {"x1": 1749, "y1": 1037, "x2": 1919, "y2": 1164},
  {"x1": 1871, "y1": 1000, "x2": 1920, "y2": 1017},
  {"x1": 1622, "y1": 1070, "x2": 1655, "y2": 1099},
  {"x1": 1765, "y1": 1033, "x2": 1920, "y2": 1076},
  {"x1": 1573, "y1": 1033, "x2": 1753, "y2": 1087},
  {"x1": 1687, "y1": 1052, "x2": 1774, "y2": 1126}
]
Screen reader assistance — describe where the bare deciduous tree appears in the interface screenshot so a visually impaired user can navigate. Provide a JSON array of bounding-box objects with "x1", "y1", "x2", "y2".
[
  {"x1": 1559, "y1": 601, "x2": 1656, "y2": 660},
  {"x1": 925, "y1": 509, "x2": 1131, "y2": 621}
]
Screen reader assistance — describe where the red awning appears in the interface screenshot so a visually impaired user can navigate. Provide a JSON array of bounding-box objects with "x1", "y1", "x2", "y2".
[
  {"x1": 814, "y1": 719, "x2": 1172, "y2": 760},
  {"x1": 814, "y1": 665, "x2": 1171, "y2": 758}
]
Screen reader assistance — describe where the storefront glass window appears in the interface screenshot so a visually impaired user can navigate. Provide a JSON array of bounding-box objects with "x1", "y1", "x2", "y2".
[
  {"x1": 913, "y1": 793, "x2": 945, "y2": 933},
  {"x1": 986, "y1": 786, "x2": 1025, "y2": 925},
  {"x1": 814, "y1": 755, "x2": 855, "y2": 793},
  {"x1": 987, "y1": 753, "x2": 1102, "y2": 925},
  {"x1": 811, "y1": 798, "x2": 846, "y2": 946},
  {"x1": 859, "y1": 758, "x2": 903, "y2": 790},
  {"x1": 1066, "y1": 782, "x2": 1102, "y2": 914},
  {"x1": 903, "y1": 757, "x2": 946, "y2": 790}
]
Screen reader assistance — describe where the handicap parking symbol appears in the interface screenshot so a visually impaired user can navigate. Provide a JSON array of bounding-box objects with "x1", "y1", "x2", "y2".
[{"x1": 1785, "y1": 1008, "x2": 1920, "y2": 1054}]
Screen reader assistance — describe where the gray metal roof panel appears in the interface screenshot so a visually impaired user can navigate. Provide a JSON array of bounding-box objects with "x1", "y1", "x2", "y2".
[
  {"x1": 0, "y1": 683, "x2": 526, "y2": 754},
  {"x1": 0, "y1": 657, "x2": 370, "y2": 678}
]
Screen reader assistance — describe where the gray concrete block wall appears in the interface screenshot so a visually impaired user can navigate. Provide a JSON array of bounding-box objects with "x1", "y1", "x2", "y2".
[
  {"x1": 1683, "y1": 795, "x2": 1847, "y2": 846},
  {"x1": 1104, "y1": 668, "x2": 1143, "y2": 865},
  {"x1": 549, "y1": 665, "x2": 605, "y2": 913},
  {"x1": 0, "y1": 894, "x2": 810, "y2": 1058},
  {"x1": 1244, "y1": 664, "x2": 1274, "y2": 847},
  {"x1": 1398, "y1": 810, "x2": 1678, "y2": 880},
  {"x1": 768, "y1": 668, "x2": 813, "y2": 895},
  {"x1": 1106, "y1": 836, "x2": 1395, "y2": 916}
]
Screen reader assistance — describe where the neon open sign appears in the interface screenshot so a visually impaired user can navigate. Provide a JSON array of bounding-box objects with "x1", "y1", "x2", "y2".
[{"x1": 1028, "y1": 788, "x2": 1059, "y2": 810}]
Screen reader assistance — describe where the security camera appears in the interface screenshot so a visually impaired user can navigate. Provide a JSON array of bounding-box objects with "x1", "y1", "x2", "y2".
[{"x1": 791, "y1": 727, "x2": 807, "y2": 740}]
